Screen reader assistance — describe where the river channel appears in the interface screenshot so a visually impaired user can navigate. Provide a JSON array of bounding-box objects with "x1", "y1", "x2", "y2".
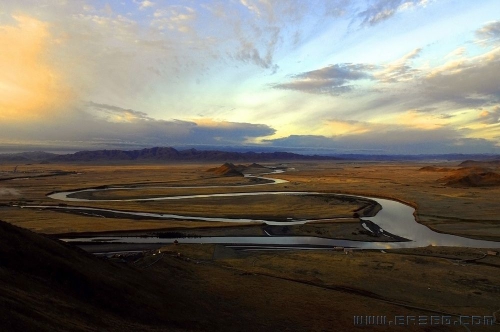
[{"x1": 32, "y1": 169, "x2": 500, "y2": 250}]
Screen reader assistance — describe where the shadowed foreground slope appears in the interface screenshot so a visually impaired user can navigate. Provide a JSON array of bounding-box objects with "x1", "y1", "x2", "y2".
[
  {"x1": 1, "y1": 220, "x2": 461, "y2": 331},
  {"x1": 0, "y1": 220, "x2": 334, "y2": 331},
  {"x1": 0, "y1": 219, "x2": 213, "y2": 331},
  {"x1": 1, "y1": 220, "x2": 310, "y2": 331}
]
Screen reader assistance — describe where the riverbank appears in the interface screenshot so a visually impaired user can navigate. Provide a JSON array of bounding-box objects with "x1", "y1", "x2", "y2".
[
  {"x1": 55, "y1": 220, "x2": 406, "y2": 243},
  {"x1": 1, "y1": 161, "x2": 499, "y2": 242},
  {"x1": 9, "y1": 218, "x2": 496, "y2": 331}
]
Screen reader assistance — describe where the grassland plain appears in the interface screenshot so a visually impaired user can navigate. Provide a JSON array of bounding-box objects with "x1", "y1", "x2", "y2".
[
  {"x1": 1, "y1": 161, "x2": 500, "y2": 240},
  {"x1": 166, "y1": 244, "x2": 500, "y2": 319},
  {"x1": 1, "y1": 161, "x2": 500, "y2": 331},
  {"x1": 1, "y1": 163, "x2": 375, "y2": 236}
]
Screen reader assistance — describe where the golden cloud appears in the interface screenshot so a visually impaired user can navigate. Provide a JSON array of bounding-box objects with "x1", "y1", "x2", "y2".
[
  {"x1": 395, "y1": 110, "x2": 446, "y2": 130},
  {"x1": 323, "y1": 120, "x2": 371, "y2": 136},
  {"x1": 0, "y1": 15, "x2": 71, "y2": 121}
]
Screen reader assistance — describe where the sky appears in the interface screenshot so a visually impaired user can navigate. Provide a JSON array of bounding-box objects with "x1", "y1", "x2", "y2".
[{"x1": 0, "y1": 0, "x2": 499, "y2": 154}]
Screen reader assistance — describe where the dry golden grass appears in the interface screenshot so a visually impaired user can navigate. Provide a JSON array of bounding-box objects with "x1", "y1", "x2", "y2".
[
  {"x1": 212, "y1": 246, "x2": 500, "y2": 316},
  {"x1": 68, "y1": 194, "x2": 367, "y2": 220},
  {"x1": 2, "y1": 163, "x2": 499, "y2": 331},
  {"x1": 0, "y1": 207, "x2": 251, "y2": 234},
  {"x1": 138, "y1": 242, "x2": 500, "y2": 332},
  {"x1": 1, "y1": 161, "x2": 500, "y2": 240},
  {"x1": 275, "y1": 162, "x2": 500, "y2": 240}
]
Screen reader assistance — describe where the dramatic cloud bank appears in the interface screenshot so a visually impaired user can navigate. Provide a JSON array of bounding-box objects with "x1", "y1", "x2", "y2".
[{"x1": 0, "y1": 1, "x2": 499, "y2": 154}]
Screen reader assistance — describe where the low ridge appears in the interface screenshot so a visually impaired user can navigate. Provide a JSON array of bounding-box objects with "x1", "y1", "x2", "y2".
[
  {"x1": 438, "y1": 167, "x2": 500, "y2": 187},
  {"x1": 418, "y1": 166, "x2": 450, "y2": 172},
  {"x1": 208, "y1": 162, "x2": 244, "y2": 177},
  {"x1": 458, "y1": 159, "x2": 500, "y2": 168}
]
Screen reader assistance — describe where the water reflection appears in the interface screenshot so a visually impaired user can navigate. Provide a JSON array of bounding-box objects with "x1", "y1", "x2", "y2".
[{"x1": 45, "y1": 169, "x2": 500, "y2": 249}]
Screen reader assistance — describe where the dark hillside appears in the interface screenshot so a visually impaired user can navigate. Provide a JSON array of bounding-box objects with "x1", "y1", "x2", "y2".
[
  {"x1": 0, "y1": 220, "x2": 252, "y2": 331},
  {"x1": 438, "y1": 167, "x2": 500, "y2": 187},
  {"x1": 0, "y1": 220, "x2": 199, "y2": 331},
  {"x1": 0, "y1": 220, "x2": 327, "y2": 332}
]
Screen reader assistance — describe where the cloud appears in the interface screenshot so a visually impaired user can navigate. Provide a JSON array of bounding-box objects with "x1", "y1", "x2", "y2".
[
  {"x1": 423, "y1": 51, "x2": 500, "y2": 107},
  {"x1": 152, "y1": 5, "x2": 196, "y2": 32},
  {"x1": 324, "y1": 119, "x2": 373, "y2": 136},
  {"x1": 272, "y1": 47, "x2": 423, "y2": 95},
  {"x1": 409, "y1": 107, "x2": 437, "y2": 113},
  {"x1": 227, "y1": 8, "x2": 286, "y2": 69},
  {"x1": 239, "y1": 0, "x2": 272, "y2": 20},
  {"x1": 356, "y1": 50, "x2": 500, "y2": 121},
  {"x1": 1, "y1": 2, "x2": 496, "y2": 155},
  {"x1": 44, "y1": 11, "x2": 176, "y2": 109},
  {"x1": 324, "y1": 0, "x2": 353, "y2": 17},
  {"x1": 0, "y1": 0, "x2": 432, "y2": 117},
  {"x1": 272, "y1": 63, "x2": 376, "y2": 95},
  {"x1": 476, "y1": 20, "x2": 500, "y2": 45},
  {"x1": 189, "y1": 118, "x2": 276, "y2": 144},
  {"x1": 234, "y1": 33, "x2": 278, "y2": 69},
  {"x1": 374, "y1": 48, "x2": 422, "y2": 83},
  {"x1": 275, "y1": 38, "x2": 499, "y2": 119},
  {"x1": 395, "y1": 110, "x2": 448, "y2": 130},
  {"x1": 358, "y1": 0, "x2": 431, "y2": 26},
  {"x1": 444, "y1": 47, "x2": 466, "y2": 59},
  {"x1": 0, "y1": 15, "x2": 72, "y2": 122},
  {"x1": 265, "y1": 126, "x2": 500, "y2": 154},
  {"x1": 480, "y1": 106, "x2": 500, "y2": 124},
  {"x1": 137, "y1": 1, "x2": 155, "y2": 10},
  {"x1": 238, "y1": 0, "x2": 307, "y2": 24},
  {"x1": 0, "y1": 102, "x2": 276, "y2": 150},
  {"x1": 273, "y1": 48, "x2": 423, "y2": 95},
  {"x1": 224, "y1": 0, "x2": 395, "y2": 70},
  {"x1": 86, "y1": 102, "x2": 154, "y2": 122}
]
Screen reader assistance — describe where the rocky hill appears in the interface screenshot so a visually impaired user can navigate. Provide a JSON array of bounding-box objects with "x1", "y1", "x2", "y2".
[
  {"x1": 207, "y1": 162, "x2": 274, "y2": 177},
  {"x1": 438, "y1": 167, "x2": 500, "y2": 187},
  {"x1": 207, "y1": 162, "x2": 245, "y2": 177}
]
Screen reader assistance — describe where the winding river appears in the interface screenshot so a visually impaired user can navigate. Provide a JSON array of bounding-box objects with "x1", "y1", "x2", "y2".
[{"x1": 30, "y1": 169, "x2": 500, "y2": 250}]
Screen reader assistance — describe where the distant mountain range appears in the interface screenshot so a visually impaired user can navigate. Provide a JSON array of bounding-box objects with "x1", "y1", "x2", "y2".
[
  {"x1": 0, "y1": 147, "x2": 340, "y2": 163},
  {"x1": 0, "y1": 147, "x2": 499, "y2": 163},
  {"x1": 0, "y1": 151, "x2": 57, "y2": 163},
  {"x1": 458, "y1": 159, "x2": 500, "y2": 168}
]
